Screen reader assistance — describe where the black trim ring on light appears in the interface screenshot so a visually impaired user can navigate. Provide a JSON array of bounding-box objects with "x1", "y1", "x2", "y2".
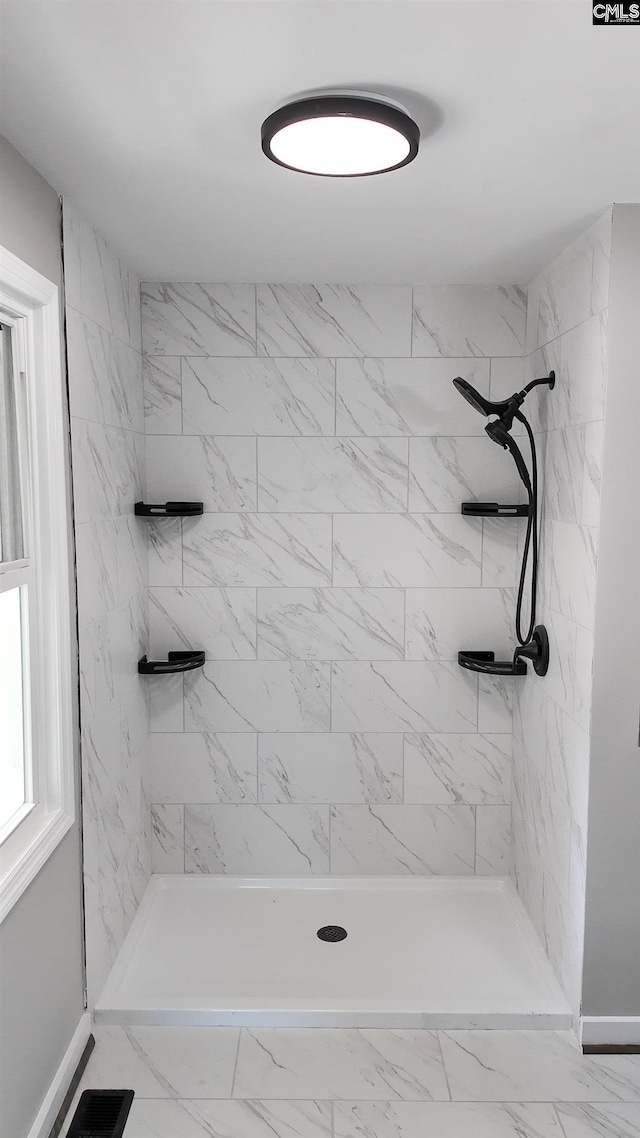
[{"x1": 261, "y1": 95, "x2": 420, "y2": 177}]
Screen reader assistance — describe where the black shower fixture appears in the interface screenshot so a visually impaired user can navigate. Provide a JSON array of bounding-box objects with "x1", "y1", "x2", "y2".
[
  {"x1": 452, "y1": 377, "x2": 510, "y2": 418},
  {"x1": 484, "y1": 419, "x2": 532, "y2": 493},
  {"x1": 452, "y1": 372, "x2": 555, "y2": 431},
  {"x1": 453, "y1": 371, "x2": 556, "y2": 677}
]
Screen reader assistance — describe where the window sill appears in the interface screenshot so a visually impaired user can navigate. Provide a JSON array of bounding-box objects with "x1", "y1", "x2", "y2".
[{"x1": 0, "y1": 804, "x2": 74, "y2": 923}]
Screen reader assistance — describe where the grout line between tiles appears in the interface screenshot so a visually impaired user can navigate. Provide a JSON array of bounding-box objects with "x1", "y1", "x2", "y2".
[
  {"x1": 436, "y1": 1031, "x2": 454, "y2": 1102},
  {"x1": 180, "y1": 357, "x2": 184, "y2": 435},
  {"x1": 329, "y1": 663, "x2": 333, "y2": 733},
  {"x1": 124, "y1": 1096, "x2": 629, "y2": 1105},
  {"x1": 410, "y1": 285, "x2": 414, "y2": 358},
  {"x1": 229, "y1": 1027, "x2": 243, "y2": 1098},
  {"x1": 552, "y1": 1103, "x2": 571, "y2": 1138}
]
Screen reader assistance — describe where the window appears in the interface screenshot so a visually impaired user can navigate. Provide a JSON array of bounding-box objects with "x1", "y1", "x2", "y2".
[
  {"x1": 0, "y1": 247, "x2": 75, "y2": 920},
  {"x1": 0, "y1": 322, "x2": 31, "y2": 835}
]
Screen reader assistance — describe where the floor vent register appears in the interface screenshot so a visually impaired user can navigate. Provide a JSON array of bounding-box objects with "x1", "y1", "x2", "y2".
[{"x1": 64, "y1": 1089, "x2": 134, "y2": 1137}]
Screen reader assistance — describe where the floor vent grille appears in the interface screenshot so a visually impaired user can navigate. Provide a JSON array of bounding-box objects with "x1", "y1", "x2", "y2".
[{"x1": 65, "y1": 1089, "x2": 134, "y2": 1137}]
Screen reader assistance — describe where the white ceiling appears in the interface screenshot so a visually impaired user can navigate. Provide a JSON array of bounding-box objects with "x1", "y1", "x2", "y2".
[{"x1": 1, "y1": 1, "x2": 639, "y2": 283}]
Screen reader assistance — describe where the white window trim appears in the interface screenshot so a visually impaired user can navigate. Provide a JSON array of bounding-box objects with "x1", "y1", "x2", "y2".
[{"x1": 0, "y1": 245, "x2": 75, "y2": 922}]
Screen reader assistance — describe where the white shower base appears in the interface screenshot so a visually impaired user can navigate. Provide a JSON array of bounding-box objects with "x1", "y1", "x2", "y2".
[{"x1": 95, "y1": 875, "x2": 571, "y2": 1029}]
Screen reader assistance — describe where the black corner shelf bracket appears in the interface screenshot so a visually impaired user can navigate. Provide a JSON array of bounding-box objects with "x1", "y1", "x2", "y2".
[
  {"x1": 138, "y1": 650, "x2": 205, "y2": 675},
  {"x1": 457, "y1": 626, "x2": 549, "y2": 678},
  {"x1": 135, "y1": 501, "x2": 203, "y2": 518},
  {"x1": 458, "y1": 650, "x2": 527, "y2": 676},
  {"x1": 461, "y1": 502, "x2": 530, "y2": 518}
]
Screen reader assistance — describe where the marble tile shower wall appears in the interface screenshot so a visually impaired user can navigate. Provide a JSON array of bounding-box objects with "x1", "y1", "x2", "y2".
[
  {"x1": 63, "y1": 202, "x2": 150, "y2": 1002},
  {"x1": 141, "y1": 283, "x2": 529, "y2": 877},
  {"x1": 511, "y1": 212, "x2": 611, "y2": 1016}
]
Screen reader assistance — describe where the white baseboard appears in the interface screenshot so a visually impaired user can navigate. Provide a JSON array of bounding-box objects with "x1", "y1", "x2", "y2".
[
  {"x1": 581, "y1": 1015, "x2": 640, "y2": 1046},
  {"x1": 26, "y1": 1012, "x2": 92, "y2": 1138}
]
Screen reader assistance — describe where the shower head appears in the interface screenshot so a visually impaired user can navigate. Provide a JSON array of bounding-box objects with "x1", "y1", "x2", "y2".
[
  {"x1": 453, "y1": 371, "x2": 556, "y2": 425},
  {"x1": 485, "y1": 418, "x2": 532, "y2": 492},
  {"x1": 452, "y1": 377, "x2": 509, "y2": 419},
  {"x1": 485, "y1": 418, "x2": 512, "y2": 447}
]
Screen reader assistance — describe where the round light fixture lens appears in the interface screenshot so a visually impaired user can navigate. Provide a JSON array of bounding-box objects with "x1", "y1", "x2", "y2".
[{"x1": 262, "y1": 95, "x2": 419, "y2": 177}]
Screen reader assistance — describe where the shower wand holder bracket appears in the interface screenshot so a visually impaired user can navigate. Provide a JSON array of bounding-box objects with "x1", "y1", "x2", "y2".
[
  {"x1": 458, "y1": 650, "x2": 527, "y2": 677},
  {"x1": 138, "y1": 650, "x2": 205, "y2": 675},
  {"x1": 457, "y1": 626, "x2": 549, "y2": 678},
  {"x1": 461, "y1": 502, "x2": 530, "y2": 518}
]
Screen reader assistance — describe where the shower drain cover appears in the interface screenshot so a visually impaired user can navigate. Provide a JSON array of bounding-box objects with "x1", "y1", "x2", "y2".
[{"x1": 317, "y1": 925, "x2": 348, "y2": 942}]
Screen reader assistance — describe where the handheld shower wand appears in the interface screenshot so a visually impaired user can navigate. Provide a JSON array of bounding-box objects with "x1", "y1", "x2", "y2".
[
  {"x1": 484, "y1": 418, "x2": 531, "y2": 493},
  {"x1": 453, "y1": 371, "x2": 555, "y2": 675}
]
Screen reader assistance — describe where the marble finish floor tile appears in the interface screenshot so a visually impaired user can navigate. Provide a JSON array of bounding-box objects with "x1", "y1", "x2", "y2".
[
  {"x1": 333, "y1": 1100, "x2": 564, "y2": 1138},
  {"x1": 63, "y1": 1097, "x2": 332, "y2": 1138},
  {"x1": 233, "y1": 1028, "x2": 450, "y2": 1101},
  {"x1": 125, "y1": 1025, "x2": 240, "y2": 1097},
  {"x1": 554, "y1": 1102, "x2": 640, "y2": 1137},
  {"x1": 63, "y1": 1098, "x2": 205, "y2": 1138},
  {"x1": 63, "y1": 1029, "x2": 640, "y2": 1138},
  {"x1": 439, "y1": 1030, "x2": 640, "y2": 1102},
  {"x1": 183, "y1": 1099, "x2": 332, "y2": 1137},
  {"x1": 72, "y1": 1026, "x2": 172, "y2": 1099},
  {"x1": 73, "y1": 1025, "x2": 238, "y2": 1099}
]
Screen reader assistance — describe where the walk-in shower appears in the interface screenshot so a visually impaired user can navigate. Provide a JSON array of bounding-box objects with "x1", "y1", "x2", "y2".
[{"x1": 454, "y1": 372, "x2": 555, "y2": 678}]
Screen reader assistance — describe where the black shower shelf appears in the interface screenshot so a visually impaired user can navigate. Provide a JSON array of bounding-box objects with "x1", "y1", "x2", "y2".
[
  {"x1": 458, "y1": 650, "x2": 527, "y2": 677},
  {"x1": 138, "y1": 650, "x2": 205, "y2": 675},
  {"x1": 135, "y1": 501, "x2": 203, "y2": 517},
  {"x1": 461, "y1": 502, "x2": 530, "y2": 517}
]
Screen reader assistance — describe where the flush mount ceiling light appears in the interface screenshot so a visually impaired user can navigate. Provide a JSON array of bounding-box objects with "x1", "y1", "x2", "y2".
[{"x1": 261, "y1": 92, "x2": 420, "y2": 177}]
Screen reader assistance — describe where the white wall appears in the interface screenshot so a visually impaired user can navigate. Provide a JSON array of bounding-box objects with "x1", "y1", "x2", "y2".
[
  {"x1": 63, "y1": 201, "x2": 150, "y2": 1003},
  {"x1": 141, "y1": 283, "x2": 527, "y2": 876},
  {"x1": 511, "y1": 212, "x2": 611, "y2": 1016},
  {"x1": 0, "y1": 135, "x2": 85, "y2": 1138},
  {"x1": 582, "y1": 204, "x2": 640, "y2": 1020}
]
